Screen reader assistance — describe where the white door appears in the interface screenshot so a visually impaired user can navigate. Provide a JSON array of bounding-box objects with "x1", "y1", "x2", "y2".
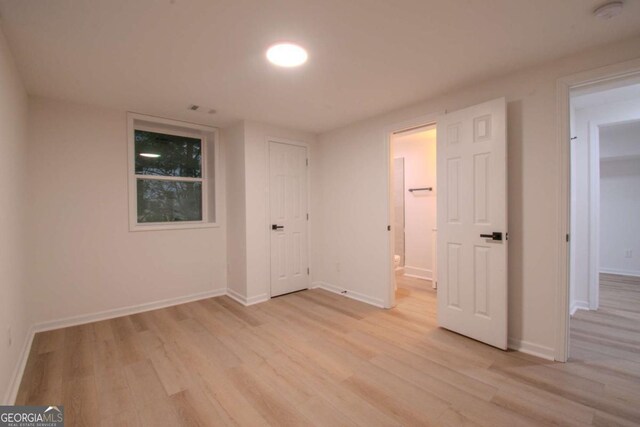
[
  {"x1": 269, "y1": 141, "x2": 309, "y2": 297},
  {"x1": 436, "y1": 97, "x2": 508, "y2": 349}
]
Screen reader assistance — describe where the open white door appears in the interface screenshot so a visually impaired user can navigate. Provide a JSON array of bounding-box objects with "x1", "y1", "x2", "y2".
[
  {"x1": 269, "y1": 141, "x2": 309, "y2": 297},
  {"x1": 436, "y1": 98, "x2": 508, "y2": 349}
]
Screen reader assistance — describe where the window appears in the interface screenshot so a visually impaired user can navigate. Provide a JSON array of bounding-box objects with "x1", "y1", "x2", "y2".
[{"x1": 128, "y1": 113, "x2": 218, "y2": 231}]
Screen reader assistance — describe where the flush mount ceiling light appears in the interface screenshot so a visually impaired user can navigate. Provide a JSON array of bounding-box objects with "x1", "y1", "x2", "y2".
[
  {"x1": 593, "y1": 1, "x2": 624, "y2": 19},
  {"x1": 266, "y1": 43, "x2": 308, "y2": 67},
  {"x1": 139, "y1": 153, "x2": 161, "y2": 158}
]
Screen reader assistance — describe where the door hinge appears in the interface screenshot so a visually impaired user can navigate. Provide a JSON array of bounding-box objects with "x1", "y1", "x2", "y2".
[
  {"x1": 306, "y1": 213, "x2": 309, "y2": 220},
  {"x1": 306, "y1": 158, "x2": 309, "y2": 166},
  {"x1": 307, "y1": 268, "x2": 310, "y2": 275},
  {"x1": 387, "y1": 225, "x2": 391, "y2": 231},
  {"x1": 566, "y1": 233, "x2": 570, "y2": 242}
]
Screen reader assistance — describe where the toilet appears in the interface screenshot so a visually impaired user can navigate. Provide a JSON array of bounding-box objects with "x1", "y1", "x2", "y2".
[
  {"x1": 393, "y1": 255, "x2": 402, "y2": 290},
  {"x1": 393, "y1": 255, "x2": 402, "y2": 274}
]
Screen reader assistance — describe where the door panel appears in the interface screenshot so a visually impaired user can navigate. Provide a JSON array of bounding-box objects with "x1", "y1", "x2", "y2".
[
  {"x1": 269, "y1": 141, "x2": 309, "y2": 297},
  {"x1": 436, "y1": 98, "x2": 508, "y2": 349}
]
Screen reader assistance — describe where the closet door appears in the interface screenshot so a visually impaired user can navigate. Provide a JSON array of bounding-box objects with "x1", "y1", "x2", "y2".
[{"x1": 269, "y1": 141, "x2": 309, "y2": 297}]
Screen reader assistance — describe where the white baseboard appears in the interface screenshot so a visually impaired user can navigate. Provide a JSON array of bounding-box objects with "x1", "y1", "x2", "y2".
[
  {"x1": 600, "y1": 268, "x2": 640, "y2": 278},
  {"x1": 3, "y1": 326, "x2": 36, "y2": 405},
  {"x1": 311, "y1": 281, "x2": 385, "y2": 308},
  {"x1": 508, "y1": 338, "x2": 555, "y2": 361},
  {"x1": 403, "y1": 266, "x2": 432, "y2": 281},
  {"x1": 33, "y1": 288, "x2": 227, "y2": 333},
  {"x1": 226, "y1": 289, "x2": 270, "y2": 306},
  {"x1": 570, "y1": 300, "x2": 589, "y2": 316},
  {"x1": 226, "y1": 288, "x2": 246, "y2": 305}
]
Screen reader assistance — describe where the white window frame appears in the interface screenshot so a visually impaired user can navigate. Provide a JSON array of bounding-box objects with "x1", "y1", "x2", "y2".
[{"x1": 127, "y1": 112, "x2": 220, "y2": 231}]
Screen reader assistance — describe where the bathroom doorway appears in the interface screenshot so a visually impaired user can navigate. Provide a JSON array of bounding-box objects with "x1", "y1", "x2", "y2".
[{"x1": 389, "y1": 124, "x2": 437, "y2": 305}]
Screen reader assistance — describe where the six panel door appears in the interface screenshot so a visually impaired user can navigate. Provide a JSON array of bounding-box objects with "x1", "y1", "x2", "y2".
[
  {"x1": 269, "y1": 141, "x2": 309, "y2": 297},
  {"x1": 436, "y1": 98, "x2": 508, "y2": 349}
]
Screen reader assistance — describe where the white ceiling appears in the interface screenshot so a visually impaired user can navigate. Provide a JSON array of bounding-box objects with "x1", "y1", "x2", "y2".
[{"x1": 1, "y1": 0, "x2": 640, "y2": 133}]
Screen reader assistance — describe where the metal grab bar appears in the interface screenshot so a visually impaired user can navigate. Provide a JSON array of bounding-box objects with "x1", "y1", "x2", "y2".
[{"x1": 408, "y1": 187, "x2": 432, "y2": 192}]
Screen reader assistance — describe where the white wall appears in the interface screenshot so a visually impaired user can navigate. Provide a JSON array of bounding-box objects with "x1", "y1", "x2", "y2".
[
  {"x1": 392, "y1": 158, "x2": 405, "y2": 265},
  {"x1": 0, "y1": 24, "x2": 29, "y2": 404},
  {"x1": 570, "y1": 104, "x2": 592, "y2": 311},
  {"x1": 571, "y1": 96, "x2": 640, "y2": 311},
  {"x1": 223, "y1": 122, "x2": 247, "y2": 298},
  {"x1": 26, "y1": 97, "x2": 228, "y2": 325},
  {"x1": 314, "y1": 36, "x2": 640, "y2": 356},
  {"x1": 599, "y1": 121, "x2": 640, "y2": 276},
  {"x1": 600, "y1": 120, "x2": 640, "y2": 158},
  {"x1": 221, "y1": 120, "x2": 317, "y2": 303},
  {"x1": 392, "y1": 129, "x2": 436, "y2": 280}
]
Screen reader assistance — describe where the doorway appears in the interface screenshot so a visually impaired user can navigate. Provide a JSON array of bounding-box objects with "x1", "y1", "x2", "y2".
[
  {"x1": 390, "y1": 125, "x2": 438, "y2": 305},
  {"x1": 568, "y1": 78, "x2": 640, "y2": 360},
  {"x1": 386, "y1": 98, "x2": 509, "y2": 350},
  {"x1": 268, "y1": 139, "x2": 310, "y2": 297}
]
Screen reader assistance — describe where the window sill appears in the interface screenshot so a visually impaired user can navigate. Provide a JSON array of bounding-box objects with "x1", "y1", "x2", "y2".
[{"x1": 129, "y1": 222, "x2": 220, "y2": 232}]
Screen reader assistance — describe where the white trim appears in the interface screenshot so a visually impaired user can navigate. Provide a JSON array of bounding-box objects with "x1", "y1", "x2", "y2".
[
  {"x1": 385, "y1": 113, "x2": 442, "y2": 309},
  {"x1": 556, "y1": 57, "x2": 640, "y2": 362},
  {"x1": 226, "y1": 288, "x2": 247, "y2": 305},
  {"x1": 587, "y1": 120, "x2": 601, "y2": 311},
  {"x1": 403, "y1": 266, "x2": 433, "y2": 281},
  {"x1": 4, "y1": 326, "x2": 36, "y2": 405},
  {"x1": 508, "y1": 338, "x2": 555, "y2": 361},
  {"x1": 570, "y1": 300, "x2": 590, "y2": 316},
  {"x1": 248, "y1": 294, "x2": 270, "y2": 305},
  {"x1": 134, "y1": 175, "x2": 203, "y2": 182},
  {"x1": 226, "y1": 289, "x2": 270, "y2": 306},
  {"x1": 128, "y1": 112, "x2": 219, "y2": 133},
  {"x1": 600, "y1": 268, "x2": 640, "y2": 278},
  {"x1": 127, "y1": 112, "x2": 220, "y2": 232},
  {"x1": 33, "y1": 288, "x2": 227, "y2": 333},
  {"x1": 311, "y1": 281, "x2": 385, "y2": 308},
  {"x1": 265, "y1": 136, "x2": 312, "y2": 298},
  {"x1": 130, "y1": 221, "x2": 221, "y2": 232}
]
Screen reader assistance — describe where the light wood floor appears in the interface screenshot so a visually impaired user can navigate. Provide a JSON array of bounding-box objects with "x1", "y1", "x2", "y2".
[
  {"x1": 569, "y1": 272, "x2": 640, "y2": 365},
  {"x1": 17, "y1": 275, "x2": 640, "y2": 426}
]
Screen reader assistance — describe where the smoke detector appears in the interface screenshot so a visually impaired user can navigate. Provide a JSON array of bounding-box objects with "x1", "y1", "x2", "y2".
[
  {"x1": 593, "y1": 1, "x2": 624, "y2": 19},
  {"x1": 188, "y1": 105, "x2": 216, "y2": 115}
]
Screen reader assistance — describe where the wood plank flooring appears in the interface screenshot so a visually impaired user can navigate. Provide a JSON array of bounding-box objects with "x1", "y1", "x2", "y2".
[
  {"x1": 16, "y1": 274, "x2": 640, "y2": 426},
  {"x1": 569, "y1": 273, "x2": 640, "y2": 384}
]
